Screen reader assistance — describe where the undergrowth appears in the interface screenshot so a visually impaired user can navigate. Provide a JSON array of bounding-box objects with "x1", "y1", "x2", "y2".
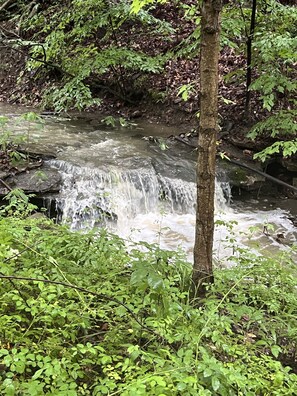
[{"x1": 0, "y1": 215, "x2": 297, "y2": 395}]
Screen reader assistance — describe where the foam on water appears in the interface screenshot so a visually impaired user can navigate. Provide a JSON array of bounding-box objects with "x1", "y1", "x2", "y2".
[
  {"x1": 2, "y1": 101, "x2": 294, "y2": 264},
  {"x1": 49, "y1": 159, "x2": 296, "y2": 263}
]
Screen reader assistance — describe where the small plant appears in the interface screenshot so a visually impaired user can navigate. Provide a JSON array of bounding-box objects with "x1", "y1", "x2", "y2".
[
  {"x1": 0, "y1": 112, "x2": 43, "y2": 167},
  {"x1": 0, "y1": 189, "x2": 37, "y2": 218},
  {"x1": 177, "y1": 82, "x2": 196, "y2": 102},
  {"x1": 0, "y1": 211, "x2": 297, "y2": 394},
  {"x1": 101, "y1": 115, "x2": 117, "y2": 127},
  {"x1": 101, "y1": 115, "x2": 137, "y2": 128}
]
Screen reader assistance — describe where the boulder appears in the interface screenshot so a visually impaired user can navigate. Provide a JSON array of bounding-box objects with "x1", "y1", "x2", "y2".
[
  {"x1": 281, "y1": 157, "x2": 297, "y2": 172},
  {"x1": 0, "y1": 166, "x2": 61, "y2": 196},
  {"x1": 219, "y1": 159, "x2": 266, "y2": 191}
]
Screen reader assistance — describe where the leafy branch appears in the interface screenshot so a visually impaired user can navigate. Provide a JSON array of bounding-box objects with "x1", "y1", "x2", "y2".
[{"x1": 0, "y1": 274, "x2": 164, "y2": 340}]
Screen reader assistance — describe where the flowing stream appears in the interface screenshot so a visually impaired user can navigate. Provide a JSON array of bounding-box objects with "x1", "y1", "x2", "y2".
[{"x1": 2, "y1": 104, "x2": 297, "y2": 263}]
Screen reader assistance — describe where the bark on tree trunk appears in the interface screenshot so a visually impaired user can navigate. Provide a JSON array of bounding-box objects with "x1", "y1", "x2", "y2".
[
  {"x1": 245, "y1": 0, "x2": 257, "y2": 119},
  {"x1": 192, "y1": 0, "x2": 222, "y2": 299}
]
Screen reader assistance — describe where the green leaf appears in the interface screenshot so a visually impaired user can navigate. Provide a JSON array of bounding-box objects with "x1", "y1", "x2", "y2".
[
  {"x1": 131, "y1": 268, "x2": 148, "y2": 285},
  {"x1": 212, "y1": 377, "x2": 220, "y2": 392},
  {"x1": 147, "y1": 272, "x2": 164, "y2": 290},
  {"x1": 203, "y1": 368, "x2": 213, "y2": 378},
  {"x1": 32, "y1": 368, "x2": 44, "y2": 380},
  {"x1": 5, "y1": 384, "x2": 15, "y2": 396},
  {"x1": 271, "y1": 345, "x2": 282, "y2": 358}
]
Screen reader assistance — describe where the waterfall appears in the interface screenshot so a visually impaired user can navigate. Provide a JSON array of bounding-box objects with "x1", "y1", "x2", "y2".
[
  {"x1": 48, "y1": 159, "x2": 234, "y2": 260},
  {"x1": 0, "y1": 101, "x2": 294, "y2": 264},
  {"x1": 49, "y1": 159, "x2": 230, "y2": 228},
  {"x1": 49, "y1": 159, "x2": 296, "y2": 263}
]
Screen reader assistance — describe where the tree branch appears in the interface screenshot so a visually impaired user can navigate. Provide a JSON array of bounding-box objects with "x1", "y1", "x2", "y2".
[
  {"x1": 173, "y1": 136, "x2": 297, "y2": 194},
  {"x1": 0, "y1": 274, "x2": 163, "y2": 339},
  {"x1": 0, "y1": 178, "x2": 12, "y2": 191},
  {"x1": 0, "y1": 0, "x2": 15, "y2": 13},
  {"x1": 225, "y1": 157, "x2": 297, "y2": 194}
]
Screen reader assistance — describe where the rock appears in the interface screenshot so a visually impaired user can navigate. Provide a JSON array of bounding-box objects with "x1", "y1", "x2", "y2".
[
  {"x1": 28, "y1": 212, "x2": 47, "y2": 219},
  {"x1": 130, "y1": 110, "x2": 142, "y2": 119},
  {"x1": 0, "y1": 166, "x2": 61, "y2": 195},
  {"x1": 281, "y1": 157, "x2": 297, "y2": 172},
  {"x1": 152, "y1": 157, "x2": 196, "y2": 183},
  {"x1": 219, "y1": 160, "x2": 266, "y2": 191},
  {"x1": 0, "y1": 171, "x2": 9, "y2": 180},
  {"x1": 19, "y1": 146, "x2": 57, "y2": 160}
]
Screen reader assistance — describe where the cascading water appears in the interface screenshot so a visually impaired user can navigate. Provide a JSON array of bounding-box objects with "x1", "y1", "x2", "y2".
[
  {"x1": 1, "y1": 103, "x2": 296, "y2": 263},
  {"x1": 49, "y1": 156, "x2": 297, "y2": 263},
  {"x1": 49, "y1": 160, "x2": 193, "y2": 224},
  {"x1": 49, "y1": 158, "x2": 236, "y2": 261}
]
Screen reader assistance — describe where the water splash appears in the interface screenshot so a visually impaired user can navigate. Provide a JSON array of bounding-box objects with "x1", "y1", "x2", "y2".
[
  {"x1": 48, "y1": 159, "x2": 236, "y2": 261},
  {"x1": 49, "y1": 159, "x2": 229, "y2": 227},
  {"x1": 49, "y1": 160, "x2": 296, "y2": 263}
]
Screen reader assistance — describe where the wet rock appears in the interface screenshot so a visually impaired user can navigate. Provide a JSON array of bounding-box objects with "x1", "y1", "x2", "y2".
[
  {"x1": 19, "y1": 146, "x2": 57, "y2": 160},
  {"x1": 152, "y1": 157, "x2": 196, "y2": 183},
  {"x1": 0, "y1": 166, "x2": 61, "y2": 195},
  {"x1": 281, "y1": 157, "x2": 297, "y2": 172},
  {"x1": 219, "y1": 160, "x2": 266, "y2": 191}
]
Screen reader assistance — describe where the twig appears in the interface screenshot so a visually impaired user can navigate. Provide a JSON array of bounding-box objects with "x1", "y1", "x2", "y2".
[
  {"x1": 1, "y1": 243, "x2": 42, "y2": 309},
  {"x1": 0, "y1": 0, "x2": 15, "y2": 13},
  {"x1": 0, "y1": 271, "x2": 31, "y2": 308},
  {"x1": 238, "y1": 0, "x2": 249, "y2": 39},
  {"x1": 0, "y1": 275, "x2": 163, "y2": 340},
  {"x1": 0, "y1": 178, "x2": 12, "y2": 191},
  {"x1": 3, "y1": 244, "x2": 40, "y2": 263},
  {"x1": 0, "y1": 25, "x2": 19, "y2": 38}
]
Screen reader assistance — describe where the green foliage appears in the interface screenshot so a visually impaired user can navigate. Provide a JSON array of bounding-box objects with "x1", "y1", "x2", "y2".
[
  {"x1": 253, "y1": 139, "x2": 297, "y2": 162},
  {"x1": 219, "y1": 0, "x2": 297, "y2": 162},
  {"x1": 0, "y1": 189, "x2": 37, "y2": 218},
  {"x1": 0, "y1": 112, "x2": 43, "y2": 167},
  {"x1": 0, "y1": 209, "x2": 297, "y2": 395},
  {"x1": 100, "y1": 115, "x2": 137, "y2": 128},
  {"x1": 247, "y1": 110, "x2": 297, "y2": 161},
  {"x1": 250, "y1": 28, "x2": 297, "y2": 112},
  {"x1": 177, "y1": 83, "x2": 196, "y2": 102},
  {"x1": 22, "y1": 0, "x2": 172, "y2": 112},
  {"x1": 248, "y1": 110, "x2": 297, "y2": 140},
  {"x1": 43, "y1": 80, "x2": 101, "y2": 114}
]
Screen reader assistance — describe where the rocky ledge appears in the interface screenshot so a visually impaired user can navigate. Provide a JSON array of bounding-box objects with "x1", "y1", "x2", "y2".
[{"x1": 0, "y1": 146, "x2": 61, "y2": 197}]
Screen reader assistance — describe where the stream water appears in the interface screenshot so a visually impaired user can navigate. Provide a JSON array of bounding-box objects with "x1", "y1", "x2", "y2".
[{"x1": 2, "y1": 104, "x2": 297, "y2": 263}]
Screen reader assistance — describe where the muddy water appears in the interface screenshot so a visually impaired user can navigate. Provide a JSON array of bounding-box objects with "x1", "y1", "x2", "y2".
[{"x1": 1, "y1": 104, "x2": 296, "y2": 263}]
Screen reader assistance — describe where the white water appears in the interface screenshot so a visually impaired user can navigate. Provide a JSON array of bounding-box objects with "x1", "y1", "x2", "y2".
[
  {"x1": 1, "y1": 104, "x2": 296, "y2": 263},
  {"x1": 49, "y1": 159, "x2": 297, "y2": 264}
]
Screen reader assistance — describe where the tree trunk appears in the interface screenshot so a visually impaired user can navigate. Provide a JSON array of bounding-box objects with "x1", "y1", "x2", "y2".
[
  {"x1": 245, "y1": 0, "x2": 257, "y2": 119},
  {"x1": 192, "y1": 0, "x2": 222, "y2": 299}
]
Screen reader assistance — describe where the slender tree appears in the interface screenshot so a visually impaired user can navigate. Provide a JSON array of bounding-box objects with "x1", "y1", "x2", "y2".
[
  {"x1": 131, "y1": 0, "x2": 222, "y2": 297},
  {"x1": 245, "y1": 0, "x2": 257, "y2": 118},
  {"x1": 192, "y1": 0, "x2": 223, "y2": 298}
]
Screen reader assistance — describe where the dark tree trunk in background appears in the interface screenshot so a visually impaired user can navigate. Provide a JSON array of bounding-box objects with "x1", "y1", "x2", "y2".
[
  {"x1": 192, "y1": 0, "x2": 222, "y2": 299},
  {"x1": 245, "y1": 0, "x2": 257, "y2": 119}
]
